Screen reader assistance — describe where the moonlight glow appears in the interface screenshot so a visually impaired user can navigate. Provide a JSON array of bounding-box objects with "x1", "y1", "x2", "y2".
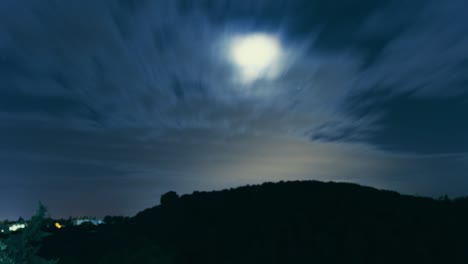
[{"x1": 230, "y1": 34, "x2": 281, "y2": 81}]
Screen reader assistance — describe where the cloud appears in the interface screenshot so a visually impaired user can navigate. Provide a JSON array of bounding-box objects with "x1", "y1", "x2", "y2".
[
  {"x1": 308, "y1": 0, "x2": 468, "y2": 154},
  {"x1": 0, "y1": 0, "x2": 384, "y2": 135},
  {"x1": 2, "y1": 0, "x2": 466, "y2": 145},
  {"x1": 355, "y1": 0, "x2": 468, "y2": 96},
  {"x1": 345, "y1": 90, "x2": 468, "y2": 154},
  {"x1": 1, "y1": 0, "x2": 468, "y2": 218},
  {"x1": 2, "y1": 119, "x2": 468, "y2": 219}
]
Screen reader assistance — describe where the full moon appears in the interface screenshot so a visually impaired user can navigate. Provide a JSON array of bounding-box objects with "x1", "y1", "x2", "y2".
[{"x1": 229, "y1": 34, "x2": 281, "y2": 81}]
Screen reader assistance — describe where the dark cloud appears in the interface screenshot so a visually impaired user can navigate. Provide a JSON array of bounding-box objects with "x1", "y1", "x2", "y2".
[
  {"x1": 345, "y1": 90, "x2": 468, "y2": 154},
  {"x1": 311, "y1": 0, "x2": 468, "y2": 155}
]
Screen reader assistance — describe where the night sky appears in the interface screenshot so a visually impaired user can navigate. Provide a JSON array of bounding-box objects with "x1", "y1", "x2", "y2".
[{"x1": 1, "y1": 0, "x2": 468, "y2": 220}]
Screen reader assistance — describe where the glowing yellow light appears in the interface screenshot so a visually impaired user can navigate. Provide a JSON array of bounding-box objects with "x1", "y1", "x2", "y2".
[{"x1": 55, "y1": 222, "x2": 62, "y2": 229}]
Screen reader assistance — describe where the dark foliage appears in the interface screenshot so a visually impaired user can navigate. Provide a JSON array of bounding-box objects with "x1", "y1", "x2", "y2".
[
  {"x1": 103, "y1": 215, "x2": 129, "y2": 225},
  {"x1": 40, "y1": 181, "x2": 468, "y2": 264},
  {"x1": 1, "y1": 203, "x2": 57, "y2": 264},
  {"x1": 160, "y1": 191, "x2": 180, "y2": 207}
]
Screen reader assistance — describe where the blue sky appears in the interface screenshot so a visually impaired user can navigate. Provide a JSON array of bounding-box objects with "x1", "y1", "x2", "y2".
[{"x1": 1, "y1": 0, "x2": 467, "y2": 219}]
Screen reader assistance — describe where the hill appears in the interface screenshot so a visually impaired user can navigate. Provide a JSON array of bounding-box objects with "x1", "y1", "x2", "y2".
[{"x1": 40, "y1": 180, "x2": 468, "y2": 264}]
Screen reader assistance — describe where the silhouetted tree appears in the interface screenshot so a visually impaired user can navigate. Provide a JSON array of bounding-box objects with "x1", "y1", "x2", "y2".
[
  {"x1": 160, "y1": 191, "x2": 179, "y2": 206},
  {"x1": 103, "y1": 216, "x2": 128, "y2": 225},
  {"x1": 0, "y1": 203, "x2": 58, "y2": 264}
]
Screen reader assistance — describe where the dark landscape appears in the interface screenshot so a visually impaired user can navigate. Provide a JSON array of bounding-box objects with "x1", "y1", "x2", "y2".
[
  {"x1": 33, "y1": 181, "x2": 468, "y2": 264},
  {"x1": 1, "y1": 0, "x2": 468, "y2": 263}
]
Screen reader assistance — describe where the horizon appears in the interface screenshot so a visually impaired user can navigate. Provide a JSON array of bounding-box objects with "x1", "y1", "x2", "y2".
[
  {"x1": 2, "y1": 179, "x2": 461, "y2": 221},
  {"x1": 1, "y1": 0, "x2": 467, "y2": 220}
]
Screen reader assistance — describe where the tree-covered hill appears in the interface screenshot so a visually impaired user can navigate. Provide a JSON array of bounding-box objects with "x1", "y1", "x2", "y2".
[{"x1": 40, "y1": 181, "x2": 468, "y2": 264}]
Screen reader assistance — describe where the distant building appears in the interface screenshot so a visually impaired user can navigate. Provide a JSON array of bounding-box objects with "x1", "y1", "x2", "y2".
[
  {"x1": 72, "y1": 218, "x2": 104, "y2": 226},
  {"x1": 8, "y1": 223, "x2": 27, "y2": 232}
]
